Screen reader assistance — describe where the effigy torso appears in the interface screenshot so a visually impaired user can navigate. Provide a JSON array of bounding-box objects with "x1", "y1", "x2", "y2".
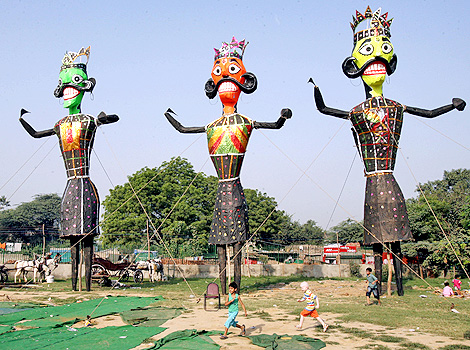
[
  {"x1": 349, "y1": 97, "x2": 412, "y2": 244},
  {"x1": 206, "y1": 113, "x2": 252, "y2": 245},
  {"x1": 54, "y1": 114, "x2": 99, "y2": 237}
]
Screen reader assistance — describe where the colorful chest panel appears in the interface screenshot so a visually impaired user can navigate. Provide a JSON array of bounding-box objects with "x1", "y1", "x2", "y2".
[
  {"x1": 54, "y1": 114, "x2": 97, "y2": 178},
  {"x1": 206, "y1": 114, "x2": 253, "y2": 155},
  {"x1": 349, "y1": 97, "x2": 404, "y2": 175}
]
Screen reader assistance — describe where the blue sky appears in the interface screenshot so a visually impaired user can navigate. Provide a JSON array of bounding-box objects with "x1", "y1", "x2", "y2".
[{"x1": 1, "y1": 0, "x2": 469, "y2": 229}]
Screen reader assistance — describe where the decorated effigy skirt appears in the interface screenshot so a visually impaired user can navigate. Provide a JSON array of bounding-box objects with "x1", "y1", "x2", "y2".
[
  {"x1": 363, "y1": 173, "x2": 412, "y2": 245},
  {"x1": 209, "y1": 178, "x2": 249, "y2": 245},
  {"x1": 60, "y1": 177, "x2": 100, "y2": 238}
]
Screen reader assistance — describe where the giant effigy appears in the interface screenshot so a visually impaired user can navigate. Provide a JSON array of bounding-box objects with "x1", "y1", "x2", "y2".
[
  {"x1": 311, "y1": 7, "x2": 465, "y2": 295},
  {"x1": 19, "y1": 47, "x2": 119, "y2": 291},
  {"x1": 165, "y1": 38, "x2": 292, "y2": 294}
]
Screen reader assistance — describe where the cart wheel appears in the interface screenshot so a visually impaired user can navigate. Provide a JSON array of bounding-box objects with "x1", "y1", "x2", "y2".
[
  {"x1": 133, "y1": 269, "x2": 143, "y2": 283},
  {"x1": 0, "y1": 270, "x2": 8, "y2": 283},
  {"x1": 120, "y1": 270, "x2": 130, "y2": 282},
  {"x1": 91, "y1": 264, "x2": 106, "y2": 275}
]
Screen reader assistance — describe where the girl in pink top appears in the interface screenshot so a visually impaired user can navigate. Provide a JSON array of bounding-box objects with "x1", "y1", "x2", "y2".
[{"x1": 452, "y1": 277, "x2": 462, "y2": 291}]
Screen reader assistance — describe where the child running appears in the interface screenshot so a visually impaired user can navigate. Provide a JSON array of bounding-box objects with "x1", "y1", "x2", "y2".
[
  {"x1": 365, "y1": 267, "x2": 381, "y2": 306},
  {"x1": 296, "y1": 281, "x2": 328, "y2": 332},
  {"x1": 220, "y1": 281, "x2": 247, "y2": 340}
]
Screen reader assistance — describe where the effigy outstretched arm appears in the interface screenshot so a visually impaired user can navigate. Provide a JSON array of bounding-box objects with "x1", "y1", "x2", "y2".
[
  {"x1": 309, "y1": 78, "x2": 349, "y2": 119},
  {"x1": 164, "y1": 108, "x2": 205, "y2": 133},
  {"x1": 405, "y1": 98, "x2": 466, "y2": 118},
  {"x1": 19, "y1": 109, "x2": 55, "y2": 138},
  {"x1": 97, "y1": 112, "x2": 119, "y2": 125},
  {"x1": 253, "y1": 108, "x2": 292, "y2": 129}
]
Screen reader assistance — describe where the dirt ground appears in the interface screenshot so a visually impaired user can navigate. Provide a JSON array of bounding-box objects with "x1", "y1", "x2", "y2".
[{"x1": 2, "y1": 280, "x2": 470, "y2": 349}]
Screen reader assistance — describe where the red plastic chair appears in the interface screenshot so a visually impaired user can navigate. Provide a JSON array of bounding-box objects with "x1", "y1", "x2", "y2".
[{"x1": 204, "y1": 282, "x2": 221, "y2": 311}]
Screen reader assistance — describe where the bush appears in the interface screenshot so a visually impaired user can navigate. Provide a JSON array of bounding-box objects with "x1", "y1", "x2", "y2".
[
  {"x1": 349, "y1": 262, "x2": 361, "y2": 277},
  {"x1": 464, "y1": 330, "x2": 470, "y2": 340}
]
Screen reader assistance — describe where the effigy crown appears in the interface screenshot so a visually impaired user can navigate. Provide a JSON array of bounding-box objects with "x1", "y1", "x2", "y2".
[
  {"x1": 214, "y1": 37, "x2": 248, "y2": 60},
  {"x1": 350, "y1": 7, "x2": 393, "y2": 44},
  {"x1": 60, "y1": 46, "x2": 90, "y2": 72}
]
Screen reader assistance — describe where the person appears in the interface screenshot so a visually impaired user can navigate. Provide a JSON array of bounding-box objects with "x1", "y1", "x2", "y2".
[
  {"x1": 452, "y1": 276, "x2": 462, "y2": 291},
  {"x1": 296, "y1": 281, "x2": 328, "y2": 332},
  {"x1": 366, "y1": 267, "x2": 381, "y2": 306},
  {"x1": 220, "y1": 281, "x2": 247, "y2": 340},
  {"x1": 443, "y1": 282, "x2": 454, "y2": 297}
]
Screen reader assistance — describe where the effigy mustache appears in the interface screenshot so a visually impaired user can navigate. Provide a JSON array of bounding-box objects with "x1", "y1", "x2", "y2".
[
  {"x1": 205, "y1": 72, "x2": 258, "y2": 99},
  {"x1": 342, "y1": 55, "x2": 397, "y2": 79},
  {"x1": 54, "y1": 78, "x2": 96, "y2": 98}
]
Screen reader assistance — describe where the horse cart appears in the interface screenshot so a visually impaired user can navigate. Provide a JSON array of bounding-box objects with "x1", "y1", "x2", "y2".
[{"x1": 91, "y1": 256, "x2": 143, "y2": 284}]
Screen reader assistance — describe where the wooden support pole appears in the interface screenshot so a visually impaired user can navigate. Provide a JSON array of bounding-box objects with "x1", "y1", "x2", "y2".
[
  {"x1": 227, "y1": 247, "x2": 231, "y2": 284},
  {"x1": 78, "y1": 243, "x2": 83, "y2": 292},
  {"x1": 42, "y1": 224, "x2": 45, "y2": 257},
  {"x1": 387, "y1": 251, "x2": 392, "y2": 297},
  {"x1": 147, "y1": 220, "x2": 150, "y2": 260}
]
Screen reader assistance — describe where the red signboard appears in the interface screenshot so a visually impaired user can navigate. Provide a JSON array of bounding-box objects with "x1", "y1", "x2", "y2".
[{"x1": 323, "y1": 246, "x2": 357, "y2": 254}]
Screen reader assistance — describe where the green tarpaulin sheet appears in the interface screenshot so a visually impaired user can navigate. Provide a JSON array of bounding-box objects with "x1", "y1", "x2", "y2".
[
  {"x1": 120, "y1": 307, "x2": 182, "y2": 327},
  {"x1": 0, "y1": 325, "x2": 11, "y2": 335},
  {"x1": 248, "y1": 333, "x2": 326, "y2": 350},
  {"x1": 150, "y1": 329, "x2": 221, "y2": 349},
  {"x1": 0, "y1": 296, "x2": 162, "y2": 328},
  {"x1": 0, "y1": 324, "x2": 165, "y2": 350}
]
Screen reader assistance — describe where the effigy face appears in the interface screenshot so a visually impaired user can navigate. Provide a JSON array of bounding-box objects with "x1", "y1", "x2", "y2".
[
  {"x1": 352, "y1": 35, "x2": 394, "y2": 90},
  {"x1": 211, "y1": 56, "x2": 247, "y2": 108},
  {"x1": 57, "y1": 67, "x2": 87, "y2": 110}
]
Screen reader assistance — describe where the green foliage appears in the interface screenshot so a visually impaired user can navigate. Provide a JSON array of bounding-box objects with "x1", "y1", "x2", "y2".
[
  {"x1": 405, "y1": 169, "x2": 470, "y2": 273},
  {"x1": 299, "y1": 219, "x2": 325, "y2": 245},
  {"x1": 327, "y1": 218, "x2": 363, "y2": 244},
  {"x1": 0, "y1": 193, "x2": 61, "y2": 243},
  {"x1": 101, "y1": 157, "x2": 217, "y2": 254},
  {"x1": 407, "y1": 169, "x2": 470, "y2": 241},
  {"x1": 464, "y1": 330, "x2": 470, "y2": 340},
  {"x1": 421, "y1": 229, "x2": 470, "y2": 272},
  {"x1": 274, "y1": 219, "x2": 326, "y2": 245},
  {"x1": 244, "y1": 188, "x2": 289, "y2": 243},
  {"x1": 349, "y1": 262, "x2": 361, "y2": 277},
  {"x1": 0, "y1": 195, "x2": 10, "y2": 210}
]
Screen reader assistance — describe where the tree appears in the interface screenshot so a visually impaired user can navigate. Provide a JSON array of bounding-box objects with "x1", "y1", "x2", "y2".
[
  {"x1": 0, "y1": 193, "x2": 61, "y2": 243},
  {"x1": 327, "y1": 218, "x2": 363, "y2": 244},
  {"x1": 406, "y1": 169, "x2": 470, "y2": 242},
  {"x1": 300, "y1": 220, "x2": 326, "y2": 245},
  {"x1": 404, "y1": 169, "x2": 470, "y2": 273},
  {"x1": 421, "y1": 229, "x2": 470, "y2": 274},
  {"x1": 244, "y1": 188, "x2": 292, "y2": 245},
  {"x1": 278, "y1": 219, "x2": 325, "y2": 245},
  {"x1": 0, "y1": 196, "x2": 10, "y2": 210},
  {"x1": 101, "y1": 157, "x2": 218, "y2": 255}
]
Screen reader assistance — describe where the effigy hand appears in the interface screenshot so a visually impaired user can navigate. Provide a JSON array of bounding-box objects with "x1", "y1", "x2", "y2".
[
  {"x1": 281, "y1": 108, "x2": 292, "y2": 119},
  {"x1": 20, "y1": 108, "x2": 30, "y2": 118},
  {"x1": 452, "y1": 98, "x2": 466, "y2": 111}
]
